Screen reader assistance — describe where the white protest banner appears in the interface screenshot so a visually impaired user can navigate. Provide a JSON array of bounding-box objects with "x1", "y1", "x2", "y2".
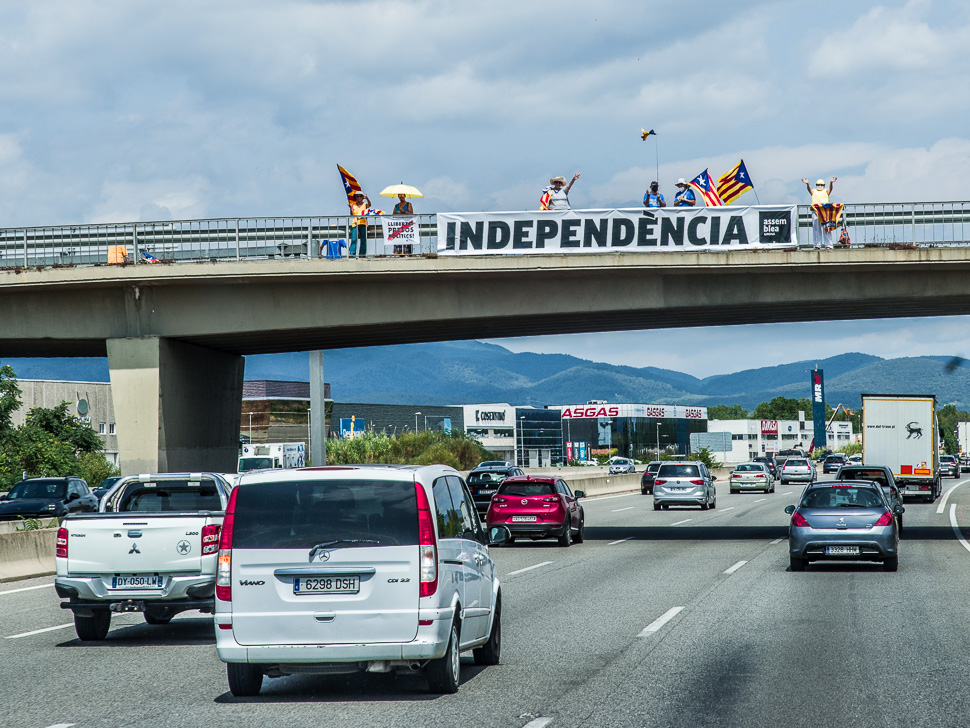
[
  {"x1": 437, "y1": 206, "x2": 798, "y2": 255},
  {"x1": 381, "y1": 216, "x2": 419, "y2": 247}
]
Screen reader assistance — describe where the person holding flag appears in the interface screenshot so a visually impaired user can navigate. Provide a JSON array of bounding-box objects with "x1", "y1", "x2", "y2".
[
  {"x1": 673, "y1": 178, "x2": 696, "y2": 207},
  {"x1": 802, "y1": 176, "x2": 838, "y2": 249},
  {"x1": 541, "y1": 173, "x2": 581, "y2": 210},
  {"x1": 348, "y1": 190, "x2": 371, "y2": 257}
]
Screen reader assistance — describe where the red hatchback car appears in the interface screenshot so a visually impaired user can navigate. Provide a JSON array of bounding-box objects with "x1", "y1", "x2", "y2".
[{"x1": 486, "y1": 476, "x2": 585, "y2": 546}]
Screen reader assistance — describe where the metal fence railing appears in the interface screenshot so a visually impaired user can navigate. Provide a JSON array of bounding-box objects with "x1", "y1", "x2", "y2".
[{"x1": 3, "y1": 202, "x2": 970, "y2": 270}]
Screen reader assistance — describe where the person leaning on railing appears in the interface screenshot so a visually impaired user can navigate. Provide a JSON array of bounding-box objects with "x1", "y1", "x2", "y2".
[{"x1": 349, "y1": 190, "x2": 370, "y2": 257}]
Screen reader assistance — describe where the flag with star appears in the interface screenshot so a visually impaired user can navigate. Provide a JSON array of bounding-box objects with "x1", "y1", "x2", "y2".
[
  {"x1": 337, "y1": 163, "x2": 363, "y2": 203},
  {"x1": 689, "y1": 169, "x2": 724, "y2": 207},
  {"x1": 641, "y1": 128, "x2": 656, "y2": 141},
  {"x1": 716, "y1": 160, "x2": 754, "y2": 205}
]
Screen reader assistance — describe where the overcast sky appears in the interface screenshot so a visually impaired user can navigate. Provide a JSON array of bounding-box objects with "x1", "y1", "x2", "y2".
[{"x1": 2, "y1": 1, "x2": 968, "y2": 376}]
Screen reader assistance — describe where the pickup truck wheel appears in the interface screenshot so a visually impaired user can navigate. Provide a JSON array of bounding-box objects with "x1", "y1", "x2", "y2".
[
  {"x1": 74, "y1": 609, "x2": 110, "y2": 641},
  {"x1": 144, "y1": 608, "x2": 173, "y2": 625},
  {"x1": 427, "y1": 622, "x2": 461, "y2": 694},
  {"x1": 227, "y1": 662, "x2": 263, "y2": 697},
  {"x1": 473, "y1": 599, "x2": 501, "y2": 666}
]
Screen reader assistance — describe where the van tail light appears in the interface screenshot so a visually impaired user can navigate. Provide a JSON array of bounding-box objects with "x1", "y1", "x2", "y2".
[
  {"x1": 56, "y1": 528, "x2": 68, "y2": 558},
  {"x1": 791, "y1": 512, "x2": 811, "y2": 528},
  {"x1": 873, "y1": 510, "x2": 894, "y2": 527},
  {"x1": 202, "y1": 524, "x2": 221, "y2": 555},
  {"x1": 416, "y1": 483, "x2": 438, "y2": 597},
  {"x1": 689, "y1": 479, "x2": 705, "y2": 485},
  {"x1": 654, "y1": 479, "x2": 666, "y2": 486},
  {"x1": 216, "y1": 488, "x2": 238, "y2": 602}
]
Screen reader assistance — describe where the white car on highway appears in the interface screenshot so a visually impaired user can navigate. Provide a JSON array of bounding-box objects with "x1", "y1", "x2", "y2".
[{"x1": 215, "y1": 464, "x2": 509, "y2": 696}]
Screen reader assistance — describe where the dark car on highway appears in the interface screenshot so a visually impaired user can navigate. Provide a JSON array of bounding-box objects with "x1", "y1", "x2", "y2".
[
  {"x1": 754, "y1": 456, "x2": 778, "y2": 477},
  {"x1": 467, "y1": 464, "x2": 524, "y2": 513},
  {"x1": 822, "y1": 453, "x2": 848, "y2": 474},
  {"x1": 0, "y1": 477, "x2": 97, "y2": 521},
  {"x1": 640, "y1": 460, "x2": 663, "y2": 495},
  {"x1": 93, "y1": 475, "x2": 123, "y2": 502},
  {"x1": 835, "y1": 464, "x2": 906, "y2": 533}
]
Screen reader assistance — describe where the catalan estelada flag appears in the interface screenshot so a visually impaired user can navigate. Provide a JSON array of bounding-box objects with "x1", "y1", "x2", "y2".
[
  {"x1": 812, "y1": 203, "x2": 844, "y2": 231},
  {"x1": 337, "y1": 164, "x2": 363, "y2": 203},
  {"x1": 641, "y1": 128, "x2": 656, "y2": 141},
  {"x1": 689, "y1": 169, "x2": 724, "y2": 207},
  {"x1": 539, "y1": 187, "x2": 552, "y2": 210},
  {"x1": 716, "y1": 160, "x2": 754, "y2": 205}
]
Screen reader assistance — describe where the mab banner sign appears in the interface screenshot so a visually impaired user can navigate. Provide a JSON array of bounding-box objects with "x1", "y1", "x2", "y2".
[{"x1": 437, "y1": 206, "x2": 797, "y2": 255}]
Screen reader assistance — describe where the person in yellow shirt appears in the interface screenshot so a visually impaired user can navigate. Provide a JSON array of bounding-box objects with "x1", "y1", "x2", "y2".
[
  {"x1": 348, "y1": 191, "x2": 371, "y2": 257},
  {"x1": 802, "y1": 176, "x2": 837, "y2": 249}
]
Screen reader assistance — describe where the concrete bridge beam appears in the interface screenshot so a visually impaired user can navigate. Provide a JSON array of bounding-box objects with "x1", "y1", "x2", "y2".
[{"x1": 106, "y1": 337, "x2": 243, "y2": 475}]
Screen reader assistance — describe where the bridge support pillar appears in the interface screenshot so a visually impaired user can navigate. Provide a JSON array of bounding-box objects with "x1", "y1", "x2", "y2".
[{"x1": 106, "y1": 337, "x2": 244, "y2": 475}]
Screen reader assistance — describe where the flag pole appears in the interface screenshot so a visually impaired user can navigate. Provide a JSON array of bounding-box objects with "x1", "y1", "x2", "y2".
[{"x1": 654, "y1": 137, "x2": 660, "y2": 183}]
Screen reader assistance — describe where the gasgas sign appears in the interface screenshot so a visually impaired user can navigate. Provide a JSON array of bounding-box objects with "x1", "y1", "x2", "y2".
[{"x1": 555, "y1": 404, "x2": 706, "y2": 420}]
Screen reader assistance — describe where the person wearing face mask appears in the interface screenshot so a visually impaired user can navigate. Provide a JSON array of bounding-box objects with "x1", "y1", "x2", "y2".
[{"x1": 643, "y1": 181, "x2": 666, "y2": 208}]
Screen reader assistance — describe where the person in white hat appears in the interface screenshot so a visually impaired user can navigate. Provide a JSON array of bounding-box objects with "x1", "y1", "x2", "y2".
[
  {"x1": 802, "y1": 176, "x2": 838, "y2": 248},
  {"x1": 673, "y1": 178, "x2": 696, "y2": 207},
  {"x1": 542, "y1": 173, "x2": 581, "y2": 210}
]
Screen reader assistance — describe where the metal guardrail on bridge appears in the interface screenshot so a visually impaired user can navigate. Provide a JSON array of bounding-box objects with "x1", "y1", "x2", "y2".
[{"x1": 2, "y1": 202, "x2": 970, "y2": 269}]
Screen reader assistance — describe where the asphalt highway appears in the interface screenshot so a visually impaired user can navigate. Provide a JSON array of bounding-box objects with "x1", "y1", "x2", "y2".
[{"x1": 4, "y1": 473, "x2": 970, "y2": 728}]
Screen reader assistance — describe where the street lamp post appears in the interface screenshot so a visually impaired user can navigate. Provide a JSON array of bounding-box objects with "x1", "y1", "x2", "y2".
[
  {"x1": 519, "y1": 415, "x2": 526, "y2": 468},
  {"x1": 605, "y1": 419, "x2": 613, "y2": 458},
  {"x1": 656, "y1": 422, "x2": 661, "y2": 458},
  {"x1": 414, "y1": 412, "x2": 422, "y2": 432},
  {"x1": 248, "y1": 412, "x2": 253, "y2": 444}
]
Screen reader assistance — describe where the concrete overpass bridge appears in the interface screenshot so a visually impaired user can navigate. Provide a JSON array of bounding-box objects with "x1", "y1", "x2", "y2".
[{"x1": 2, "y1": 203, "x2": 970, "y2": 473}]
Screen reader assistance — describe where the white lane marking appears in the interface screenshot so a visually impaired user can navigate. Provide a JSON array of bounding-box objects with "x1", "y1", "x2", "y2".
[
  {"x1": 612, "y1": 506, "x2": 634, "y2": 512},
  {"x1": 638, "y1": 606, "x2": 685, "y2": 637},
  {"x1": 584, "y1": 492, "x2": 639, "y2": 502},
  {"x1": 45, "y1": 724, "x2": 77, "y2": 728},
  {"x1": 608, "y1": 536, "x2": 634, "y2": 545},
  {"x1": 5, "y1": 623, "x2": 73, "y2": 640},
  {"x1": 754, "y1": 498, "x2": 767, "y2": 503},
  {"x1": 949, "y1": 505, "x2": 970, "y2": 554},
  {"x1": 507, "y1": 561, "x2": 553, "y2": 577},
  {"x1": 770, "y1": 538, "x2": 785, "y2": 545},
  {"x1": 938, "y1": 482, "x2": 965, "y2": 514},
  {"x1": 0, "y1": 583, "x2": 54, "y2": 597},
  {"x1": 670, "y1": 519, "x2": 692, "y2": 526},
  {"x1": 522, "y1": 719, "x2": 553, "y2": 728},
  {"x1": 724, "y1": 560, "x2": 747, "y2": 574},
  {"x1": 720, "y1": 507, "x2": 735, "y2": 512}
]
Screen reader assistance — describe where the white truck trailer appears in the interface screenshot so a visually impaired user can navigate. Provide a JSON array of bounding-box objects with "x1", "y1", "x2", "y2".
[
  {"x1": 237, "y1": 442, "x2": 306, "y2": 473},
  {"x1": 861, "y1": 394, "x2": 941, "y2": 502}
]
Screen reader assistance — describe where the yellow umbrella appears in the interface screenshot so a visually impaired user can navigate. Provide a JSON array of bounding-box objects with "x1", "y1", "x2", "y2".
[{"x1": 379, "y1": 183, "x2": 423, "y2": 199}]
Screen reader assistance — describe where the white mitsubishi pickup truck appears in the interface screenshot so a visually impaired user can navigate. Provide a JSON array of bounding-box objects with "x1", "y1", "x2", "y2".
[{"x1": 55, "y1": 473, "x2": 232, "y2": 641}]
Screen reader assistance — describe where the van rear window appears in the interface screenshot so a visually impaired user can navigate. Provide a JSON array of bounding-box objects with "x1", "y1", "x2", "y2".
[{"x1": 231, "y1": 480, "x2": 418, "y2": 549}]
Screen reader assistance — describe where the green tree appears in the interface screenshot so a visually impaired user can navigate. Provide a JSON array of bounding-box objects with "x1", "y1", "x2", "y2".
[
  {"x1": 752, "y1": 396, "x2": 804, "y2": 421},
  {"x1": 77, "y1": 451, "x2": 121, "y2": 487},
  {"x1": 24, "y1": 401, "x2": 104, "y2": 455},
  {"x1": 708, "y1": 404, "x2": 748, "y2": 420},
  {"x1": 0, "y1": 365, "x2": 21, "y2": 441}
]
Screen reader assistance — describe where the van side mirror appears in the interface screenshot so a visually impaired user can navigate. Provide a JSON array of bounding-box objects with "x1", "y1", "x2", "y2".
[
  {"x1": 784, "y1": 505, "x2": 795, "y2": 514},
  {"x1": 488, "y1": 526, "x2": 511, "y2": 546}
]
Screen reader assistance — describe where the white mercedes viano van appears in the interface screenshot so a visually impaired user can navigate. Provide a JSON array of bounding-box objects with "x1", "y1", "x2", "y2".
[{"x1": 215, "y1": 464, "x2": 509, "y2": 695}]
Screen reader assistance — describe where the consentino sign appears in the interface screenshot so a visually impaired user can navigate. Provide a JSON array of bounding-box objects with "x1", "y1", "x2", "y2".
[{"x1": 553, "y1": 404, "x2": 706, "y2": 420}]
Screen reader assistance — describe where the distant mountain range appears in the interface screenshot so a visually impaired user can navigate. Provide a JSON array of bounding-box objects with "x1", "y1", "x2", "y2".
[{"x1": 4, "y1": 343, "x2": 970, "y2": 411}]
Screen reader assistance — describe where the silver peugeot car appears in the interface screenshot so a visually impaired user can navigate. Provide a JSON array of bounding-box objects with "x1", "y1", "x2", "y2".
[
  {"x1": 652, "y1": 461, "x2": 717, "y2": 510},
  {"x1": 785, "y1": 480, "x2": 901, "y2": 572}
]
